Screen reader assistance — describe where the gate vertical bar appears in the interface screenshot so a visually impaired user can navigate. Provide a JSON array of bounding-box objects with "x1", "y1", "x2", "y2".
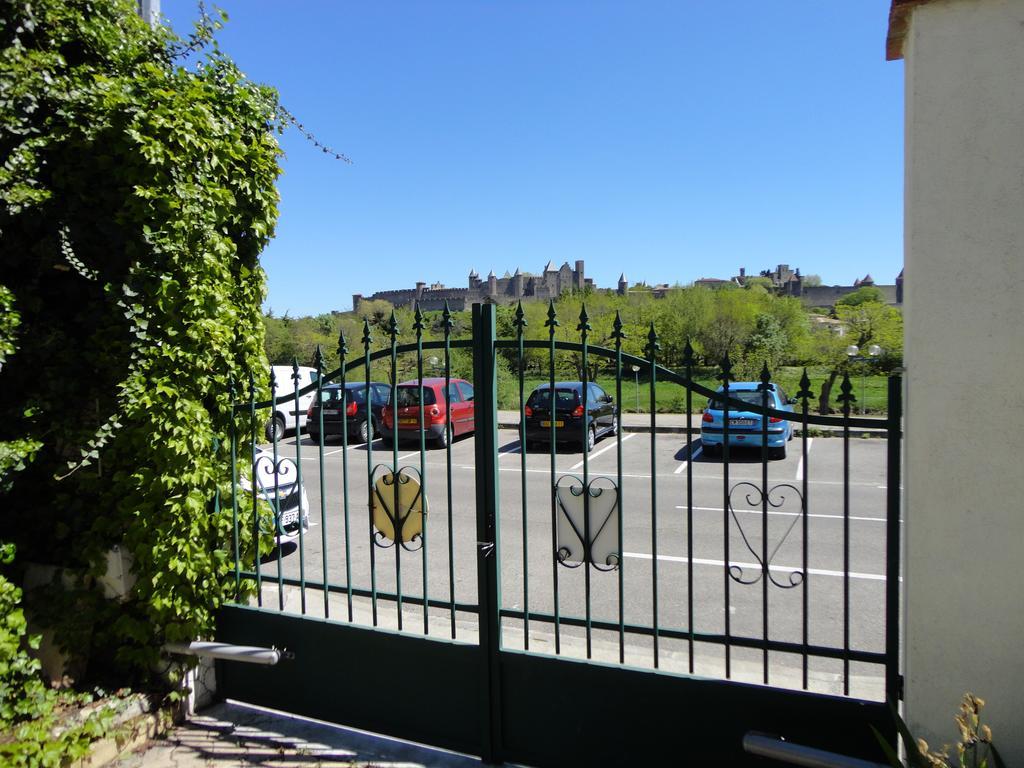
[
  {"x1": 291, "y1": 359, "x2": 307, "y2": 615},
  {"x1": 229, "y1": 376, "x2": 240, "y2": 599},
  {"x1": 386, "y1": 311, "x2": 402, "y2": 630},
  {"x1": 514, "y1": 302, "x2": 529, "y2": 649},
  {"x1": 683, "y1": 342, "x2": 694, "y2": 672},
  {"x1": 759, "y1": 364, "x2": 770, "y2": 684},
  {"x1": 314, "y1": 346, "x2": 329, "y2": 618},
  {"x1": 339, "y1": 332, "x2": 354, "y2": 622},
  {"x1": 612, "y1": 313, "x2": 626, "y2": 664},
  {"x1": 414, "y1": 304, "x2": 429, "y2": 635},
  {"x1": 839, "y1": 373, "x2": 854, "y2": 696},
  {"x1": 645, "y1": 323, "x2": 660, "y2": 668},
  {"x1": 442, "y1": 302, "x2": 456, "y2": 639},
  {"x1": 363, "y1": 319, "x2": 378, "y2": 626},
  {"x1": 472, "y1": 303, "x2": 503, "y2": 764},
  {"x1": 545, "y1": 301, "x2": 561, "y2": 653},
  {"x1": 578, "y1": 305, "x2": 592, "y2": 659},
  {"x1": 248, "y1": 373, "x2": 262, "y2": 606},
  {"x1": 885, "y1": 374, "x2": 903, "y2": 702}
]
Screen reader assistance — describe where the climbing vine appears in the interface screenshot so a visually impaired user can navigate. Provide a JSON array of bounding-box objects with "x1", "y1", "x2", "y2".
[{"x1": 0, "y1": 0, "x2": 281, "y2": 684}]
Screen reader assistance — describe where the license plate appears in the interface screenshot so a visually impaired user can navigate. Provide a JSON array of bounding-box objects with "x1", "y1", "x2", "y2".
[
  {"x1": 541, "y1": 420, "x2": 564, "y2": 428},
  {"x1": 399, "y1": 418, "x2": 418, "y2": 426},
  {"x1": 323, "y1": 409, "x2": 340, "y2": 416},
  {"x1": 729, "y1": 418, "x2": 756, "y2": 426}
]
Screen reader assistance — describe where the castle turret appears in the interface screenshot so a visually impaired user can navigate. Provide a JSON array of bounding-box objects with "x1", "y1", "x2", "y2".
[
  {"x1": 574, "y1": 259, "x2": 585, "y2": 291},
  {"x1": 487, "y1": 269, "x2": 497, "y2": 295},
  {"x1": 513, "y1": 267, "x2": 524, "y2": 298},
  {"x1": 415, "y1": 281, "x2": 425, "y2": 300},
  {"x1": 352, "y1": 293, "x2": 363, "y2": 311},
  {"x1": 617, "y1": 273, "x2": 628, "y2": 296},
  {"x1": 468, "y1": 268, "x2": 480, "y2": 289}
]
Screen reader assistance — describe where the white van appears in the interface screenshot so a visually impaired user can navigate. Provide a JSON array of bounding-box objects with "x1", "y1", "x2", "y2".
[{"x1": 265, "y1": 365, "x2": 318, "y2": 441}]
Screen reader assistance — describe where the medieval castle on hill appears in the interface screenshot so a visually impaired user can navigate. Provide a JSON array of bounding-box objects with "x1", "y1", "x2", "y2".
[
  {"x1": 352, "y1": 260, "x2": 601, "y2": 312},
  {"x1": 351, "y1": 260, "x2": 902, "y2": 312}
]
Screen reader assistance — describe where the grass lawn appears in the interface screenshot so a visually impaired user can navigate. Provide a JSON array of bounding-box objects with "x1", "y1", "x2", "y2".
[{"x1": 497, "y1": 366, "x2": 893, "y2": 416}]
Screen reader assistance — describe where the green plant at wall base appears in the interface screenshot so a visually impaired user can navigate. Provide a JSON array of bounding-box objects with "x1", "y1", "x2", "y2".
[
  {"x1": 0, "y1": 543, "x2": 121, "y2": 767},
  {"x1": 873, "y1": 694, "x2": 1006, "y2": 768},
  {"x1": 0, "y1": 0, "x2": 280, "y2": 683}
]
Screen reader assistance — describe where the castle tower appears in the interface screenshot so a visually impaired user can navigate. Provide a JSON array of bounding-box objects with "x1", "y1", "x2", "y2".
[
  {"x1": 574, "y1": 259, "x2": 585, "y2": 291},
  {"x1": 487, "y1": 269, "x2": 497, "y2": 296},
  {"x1": 617, "y1": 273, "x2": 627, "y2": 296},
  {"x1": 513, "y1": 267, "x2": 524, "y2": 298},
  {"x1": 468, "y1": 268, "x2": 479, "y2": 289}
]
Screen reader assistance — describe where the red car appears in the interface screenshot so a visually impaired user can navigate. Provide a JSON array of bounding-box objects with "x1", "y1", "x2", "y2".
[{"x1": 378, "y1": 378, "x2": 475, "y2": 448}]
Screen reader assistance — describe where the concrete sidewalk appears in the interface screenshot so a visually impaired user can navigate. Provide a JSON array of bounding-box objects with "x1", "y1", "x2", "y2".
[
  {"x1": 112, "y1": 701, "x2": 485, "y2": 768},
  {"x1": 496, "y1": 409, "x2": 889, "y2": 436}
]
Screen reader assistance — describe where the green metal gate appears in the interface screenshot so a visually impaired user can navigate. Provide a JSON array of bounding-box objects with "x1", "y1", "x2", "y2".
[{"x1": 216, "y1": 302, "x2": 901, "y2": 766}]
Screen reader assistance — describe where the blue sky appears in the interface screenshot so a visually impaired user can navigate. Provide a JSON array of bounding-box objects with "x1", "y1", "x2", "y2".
[{"x1": 163, "y1": 1, "x2": 903, "y2": 317}]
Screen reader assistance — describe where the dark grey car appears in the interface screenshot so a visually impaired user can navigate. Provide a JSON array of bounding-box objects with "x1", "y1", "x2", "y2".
[
  {"x1": 522, "y1": 381, "x2": 618, "y2": 452},
  {"x1": 307, "y1": 382, "x2": 390, "y2": 444}
]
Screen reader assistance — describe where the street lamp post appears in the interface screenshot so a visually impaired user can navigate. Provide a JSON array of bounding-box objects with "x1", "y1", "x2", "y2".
[
  {"x1": 845, "y1": 344, "x2": 882, "y2": 415},
  {"x1": 631, "y1": 365, "x2": 640, "y2": 414}
]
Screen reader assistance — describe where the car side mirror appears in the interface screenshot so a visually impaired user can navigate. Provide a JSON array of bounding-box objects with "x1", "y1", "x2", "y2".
[
  {"x1": 602, "y1": 394, "x2": 612, "y2": 403},
  {"x1": 788, "y1": 397, "x2": 798, "y2": 405}
]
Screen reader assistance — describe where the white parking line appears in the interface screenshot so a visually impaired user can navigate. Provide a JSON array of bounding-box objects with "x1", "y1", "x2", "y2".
[
  {"x1": 674, "y1": 504, "x2": 886, "y2": 523},
  {"x1": 795, "y1": 438, "x2": 814, "y2": 481},
  {"x1": 674, "y1": 445, "x2": 703, "y2": 474},
  {"x1": 570, "y1": 433, "x2": 635, "y2": 470},
  {"x1": 321, "y1": 444, "x2": 367, "y2": 457},
  {"x1": 622, "y1": 551, "x2": 886, "y2": 581}
]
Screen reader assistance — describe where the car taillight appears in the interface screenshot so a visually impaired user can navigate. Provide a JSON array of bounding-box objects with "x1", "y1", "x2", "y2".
[
  {"x1": 383, "y1": 410, "x2": 392, "y2": 427},
  {"x1": 702, "y1": 412, "x2": 713, "y2": 422},
  {"x1": 306, "y1": 404, "x2": 314, "y2": 418},
  {"x1": 769, "y1": 416, "x2": 782, "y2": 423},
  {"x1": 572, "y1": 405, "x2": 584, "y2": 417},
  {"x1": 346, "y1": 401, "x2": 357, "y2": 417},
  {"x1": 524, "y1": 405, "x2": 533, "y2": 418}
]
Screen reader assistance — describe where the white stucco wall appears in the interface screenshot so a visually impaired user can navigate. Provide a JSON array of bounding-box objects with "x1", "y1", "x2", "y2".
[{"x1": 902, "y1": 0, "x2": 1024, "y2": 761}]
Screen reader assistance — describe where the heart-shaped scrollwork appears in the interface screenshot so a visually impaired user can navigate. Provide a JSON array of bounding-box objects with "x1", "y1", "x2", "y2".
[
  {"x1": 727, "y1": 481, "x2": 804, "y2": 589},
  {"x1": 554, "y1": 475, "x2": 620, "y2": 572},
  {"x1": 370, "y1": 464, "x2": 426, "y2": 551}
]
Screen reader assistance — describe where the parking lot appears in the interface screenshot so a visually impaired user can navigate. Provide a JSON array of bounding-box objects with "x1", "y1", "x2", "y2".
[{"x1": 247, "y1": 425, "x2": 895, "y2": 699}]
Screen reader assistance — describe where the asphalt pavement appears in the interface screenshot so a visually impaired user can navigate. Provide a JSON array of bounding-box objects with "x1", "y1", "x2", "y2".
[{"x1": 250, "y1": 418, "x2": 895, "y2": 701}]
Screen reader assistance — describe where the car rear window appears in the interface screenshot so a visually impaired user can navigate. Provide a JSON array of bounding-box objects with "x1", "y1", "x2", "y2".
[
  {"x1": 527, "y1": 389, "x2": 579, "y2": 409},
  {"x1": 321, "y1": 387, "x2": 368, "y2": 404},
  {"x1": 394, "y1": 386, "x2": 436, "y2": 407},
  {"x1": 709, "y1": 391, "x2": 773, "y2": 409}
]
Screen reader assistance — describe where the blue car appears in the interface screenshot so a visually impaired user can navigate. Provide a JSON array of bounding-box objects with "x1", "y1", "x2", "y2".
[{"x1": 700, "y1": 382, "x2": 796, "y2": 459}]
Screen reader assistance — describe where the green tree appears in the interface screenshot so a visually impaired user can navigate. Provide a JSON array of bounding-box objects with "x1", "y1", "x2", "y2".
[
  {"x1": 0, "y1": 0, "x2": 283, "y2": 681},
  {"x1": 837, "y1": 285, "x2": 885, "y2": 306}
]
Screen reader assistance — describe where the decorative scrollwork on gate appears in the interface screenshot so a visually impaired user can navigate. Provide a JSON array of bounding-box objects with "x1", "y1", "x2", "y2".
[
  {"x1": 554, "y1": 475, "x2": 620, "y2": 572},
  {"x1": 727, "y1": 482, "x2": 805, "y2": 588},
  {"x1": 370, "y1": 464, "x2": 426, "y2": 551}
]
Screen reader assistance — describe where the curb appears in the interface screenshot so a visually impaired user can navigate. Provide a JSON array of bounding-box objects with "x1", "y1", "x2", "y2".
[
  {"x1": 496, "y1": 421, "x2": 887, "y2": 439},
  {"x1": 73, "y1": 695, "x2": 176, "y2": 768}
]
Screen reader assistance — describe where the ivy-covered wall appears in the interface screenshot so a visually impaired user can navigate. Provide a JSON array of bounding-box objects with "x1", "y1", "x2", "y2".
[{"x1": 0, "y1": 0, "x2": 280, "y2": 683}]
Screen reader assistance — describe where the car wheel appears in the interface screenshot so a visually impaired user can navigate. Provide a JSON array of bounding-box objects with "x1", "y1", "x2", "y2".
[
  {"x1": 609, "y1": 415, "x2": 618, "y2": 436},
  {"x1": 265, "y1": 414, "x2": 286, "y2": 442},
  {"x1": 358, "y1": 419, "x2": 373, "y2": 444},
  {"x1": 702, "y1": 443, "x2": 718, "y2": 458},
  {"x1": 436, "y1": 423, "x2": 450, "y2": 449},
  {"x1": 308, "y1": 430, "x2": 320, "y2": 443},
  {"x1": 584, "y1": 426, "x2": 596, "y2": 453}
]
